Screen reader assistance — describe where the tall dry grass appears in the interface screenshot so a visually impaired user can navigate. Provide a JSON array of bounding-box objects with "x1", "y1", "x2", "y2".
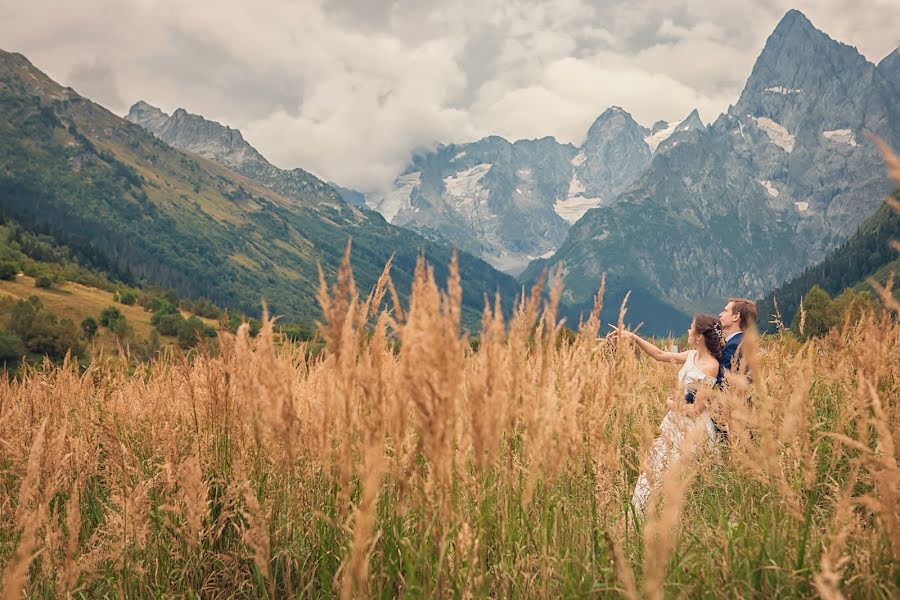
[
  {"x1": 1, "y1": 144, "x2": 899, "y2": 598},
  {"x1": 0, "y1": 243, "x2": 897, "y2": 598}
]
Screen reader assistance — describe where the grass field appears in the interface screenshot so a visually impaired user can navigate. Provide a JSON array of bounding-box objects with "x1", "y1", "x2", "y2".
[
  {"x1": 0, "y1": 253, "x2": 897, "y2": 598},
  {"x1": 0, "y1": 273, "x2": 218, "y2": 355}
]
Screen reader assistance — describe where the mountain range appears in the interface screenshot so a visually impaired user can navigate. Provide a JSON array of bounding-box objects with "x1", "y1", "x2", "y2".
[
  {"x1": 365, "y1": 106, "x2": 704, "y2": 275},
  {"x1": 0, "y1": 50, "x2": 521, "y2": 328},
  {"x1": 365, "y1": 9, "x2": 900, "y2": 332}
]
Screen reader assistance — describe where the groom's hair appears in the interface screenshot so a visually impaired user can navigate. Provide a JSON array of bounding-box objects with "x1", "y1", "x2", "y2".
[{"x1": 728, "y1": 297, "x2": 757, "y2": 330}]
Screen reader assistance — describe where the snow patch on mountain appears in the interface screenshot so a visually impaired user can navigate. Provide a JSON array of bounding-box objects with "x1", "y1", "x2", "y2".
[
  {"x1": 528, "y1": 250, "x2": 556, "y2": 261},
  {"x1": 368, "y1": 172, "x2": 420, "y2": 222},
  {"x1": 571, "y1": 151, "x2": 586, "y2": 166},
  {"x1": 751, "y1": 116, "x2": 795, "y2": 152},
  {"x1": 568, "y1": 173, "x2": 585, "y2": 196},
  {"x1": 554, "y1": 196, "x2": 604, "y2": 224},
  {"x1": 453, "y1": 151, "x2": 467, "y2": 161},
  {"x1": 823, "y1": 129, "x2": 858, "y2": 146},
  {"x1": 795, "y1": 201, "x2": 810, "y2": 212},
  {"x1": 444, "y1": 163, "x2": 491, "y2": 193},
  {"x1": 644, "y1": 121, "x2": 679, "y2": 152},
  {"x1": 760, "y1": 180, "x2": 780, "y2": 197},
  {"x1": 765, "y1": 86, "x2": 803, "y2": 94},
  {"x1": 443, "y1": 164, "x2": 492, "y2": 211}
]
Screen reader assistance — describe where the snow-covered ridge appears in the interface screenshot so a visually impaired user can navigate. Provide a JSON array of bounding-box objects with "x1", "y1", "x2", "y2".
[
  {"x1": 765, "y1": 86, "x2": 802, "y2": 94},
  {"x1": 823, "y1": 129, "x2": 858, "y2": 147},
  {"x1": 571, "y1": 151, "x2": 586, "y2": 167},
  {"x1": 453, "y1": 151, "x2": 467, "y2": 161},
  {"x1": 751, "y1": 116, "x2": 795, "y2": 152}
]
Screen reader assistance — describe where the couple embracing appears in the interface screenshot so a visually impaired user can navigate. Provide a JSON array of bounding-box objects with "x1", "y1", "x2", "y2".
[{"x1": 608, "y1": 298, "x2": 758, "y2": 516}]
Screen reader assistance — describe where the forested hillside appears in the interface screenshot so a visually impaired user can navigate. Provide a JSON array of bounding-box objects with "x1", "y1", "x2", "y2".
[
  {"x1": 758, "y1": 191, "x2": 900, "y2": 328},
  {"x1": 0, "y1": 50, "x2": 521, "y2": 328}
]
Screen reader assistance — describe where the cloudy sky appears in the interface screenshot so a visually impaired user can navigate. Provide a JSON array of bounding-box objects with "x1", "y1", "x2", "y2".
[{"x1": 3, "y1": 0, "x2": 898, "y2": 192}]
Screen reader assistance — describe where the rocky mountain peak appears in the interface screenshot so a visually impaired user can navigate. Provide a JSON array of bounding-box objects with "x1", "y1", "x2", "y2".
[
  {"x1": 126, "y1": 101, "x2": 341, "y2": 206},
  {"x1": 126, "y1": 101, "x2": 170, "y2": 132},
  {"x1": 772, "y1": 8, "x2": 815, "y2": 35},
  {"x1": 679, "y1": 109, "x2": 703, "y2": 131},
  {"x1": 128, "y1": 103, "x2": 264, "y2": 169},
  {"x1": 585, "y1": 106, "x2": 646, "y2": 142},
  {"x1": 733, "y1": 9, "x2": 877, "y2": 137},
  {"x1": 877, "y1": 46, "x2": 900, "y2": 89}
]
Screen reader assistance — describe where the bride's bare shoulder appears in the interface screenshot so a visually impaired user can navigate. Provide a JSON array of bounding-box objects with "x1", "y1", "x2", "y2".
[{"x1": 697, "y1": 355, "x2": 720, "y2": 379}]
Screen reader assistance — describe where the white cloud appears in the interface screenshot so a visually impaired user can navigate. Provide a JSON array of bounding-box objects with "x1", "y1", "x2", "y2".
[{"x1": 1, "y1": 0, "x2": 897, "y2": 192}]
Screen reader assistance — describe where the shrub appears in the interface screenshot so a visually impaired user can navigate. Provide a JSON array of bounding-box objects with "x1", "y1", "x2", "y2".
[
  {"x1": 148, "y1": 297, "x2": 179, "y2": 316},
  {"x1": 35, "y1": 275, "x2": 52, "y2": 288},
  {"x1": 99, "y1": 306, "x2": 123, "y2": 328},
  {"x1": 120, "y1": 291, "x2": 137, "y2": 306},
  {"x1": 81, "y1": 317, "x2": 98, "y2": 340},
  {"x1": 154, "y1": 312, "x2": 185, "y2": 337},
  {"x1": 111, "y1": 317, "x2": 132, "y2": 338},
  {"x1": 7, "y1": 297, "x2": 83, "y2": 359},
  {"x1": 177, "y1": 316, "x2": 206, "y2": 348},
  {"x1": 0, "y1": 262, "x2": 17, "y2": 281}
]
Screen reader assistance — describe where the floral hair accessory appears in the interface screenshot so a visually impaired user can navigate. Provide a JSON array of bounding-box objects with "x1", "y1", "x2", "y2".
[{"x1": 714, "y1": 322, "x2": 726, "y2": 346}]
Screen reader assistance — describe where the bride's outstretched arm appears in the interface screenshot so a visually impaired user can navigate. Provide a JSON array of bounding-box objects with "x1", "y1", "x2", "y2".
[{"x1": 609, "y1": 326, "x2": 687, "y2": 364}]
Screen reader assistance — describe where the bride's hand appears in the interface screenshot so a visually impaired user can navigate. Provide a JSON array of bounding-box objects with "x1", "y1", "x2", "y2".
[
  {"x1": 607, "y1": 325, "x2": 633, "y2": 341},
  {"x1": 666, "y1": 396, "x2": 678, "y2": 411}
]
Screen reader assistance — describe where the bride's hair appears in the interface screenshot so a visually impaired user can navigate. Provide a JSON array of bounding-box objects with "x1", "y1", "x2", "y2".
[{"x1": 693, "y1": 314, "x2": 724, "y2": 361}]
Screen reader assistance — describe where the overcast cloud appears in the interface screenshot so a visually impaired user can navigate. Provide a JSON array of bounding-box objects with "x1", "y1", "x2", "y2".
[{"x1": 3, "y1": 0, "x2": 898, "y2": 191}]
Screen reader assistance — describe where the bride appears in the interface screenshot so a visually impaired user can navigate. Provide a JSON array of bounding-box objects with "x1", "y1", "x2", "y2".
[{"x1": 609, "y1": 315, "x2": 724, "y2": 515}]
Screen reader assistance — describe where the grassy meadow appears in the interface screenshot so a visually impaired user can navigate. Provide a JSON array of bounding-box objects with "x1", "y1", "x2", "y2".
[
  {"x1": 0, "y1": 273, "x2": 219, "y2": 358},
  {"x1": 0, "y1": 251, "x2": 897, "y2": 599}
]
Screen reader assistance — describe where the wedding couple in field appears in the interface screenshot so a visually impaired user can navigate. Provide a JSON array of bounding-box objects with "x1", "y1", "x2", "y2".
[{"x1": 607, "y1": 298, "x2": 758, "y2": 516}]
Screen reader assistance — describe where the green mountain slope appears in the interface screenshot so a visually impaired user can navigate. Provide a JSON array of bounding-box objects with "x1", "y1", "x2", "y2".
[
  {"x1": 0, "y1": 50, "x2": 520, "y2": 326},
  {"x1": 757, "y1": 191, "x2": 900, "y2": 329}
]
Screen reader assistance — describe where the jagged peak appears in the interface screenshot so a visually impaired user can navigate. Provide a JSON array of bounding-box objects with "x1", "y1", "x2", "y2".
[
  {"x1": 130, "y1": 100, "x2": 162, "y2": 112},
  {"x1": 585, "y1": 106, "x2": 643, "y2": 140},
  {"x1": 735, "y1": 8, "x2": 871, "y2": 112},
  {"x1": 168, "y1": 107, "x2": 247, "y2": 139},
  {"x1": 677, "y1": 109, "x2": 703, "y2": 131},
  {"x1": 772, "y1": 8, "x2": 816, "y2": 35},
  {"x1": 127, "y1": 100, "x2": 168, "y2": 118}
]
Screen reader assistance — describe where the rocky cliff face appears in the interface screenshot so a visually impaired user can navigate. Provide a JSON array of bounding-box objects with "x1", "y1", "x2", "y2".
[
  {"x1": 126, "y1": 103, "x2": 341, "y2": 207},
  {"x1": 366, "y1": 106, "x2": 698, "y2": 274},
  {"x1": 877, "y1": 46, "x2": 900, "y2": 90},
  {"x1": 520, "y1": 10, "x2": 900, "y2": 328}
]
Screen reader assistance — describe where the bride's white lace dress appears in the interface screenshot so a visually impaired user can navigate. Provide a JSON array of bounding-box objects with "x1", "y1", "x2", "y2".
[{"x1": 631, "y1": 350, "x2": 717, "y2": 515}]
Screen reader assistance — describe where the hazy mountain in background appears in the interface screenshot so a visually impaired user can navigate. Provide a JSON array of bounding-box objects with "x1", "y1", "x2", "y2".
[
  {"x1": 0, "y1": 50, "x2": 522, "y2": 328},
  {"x1": 520, "y1": 9, "x2": 900, "y2": 330},
  {"x1": 364, "y1": 106, "x2": 703, "y2": 275}
]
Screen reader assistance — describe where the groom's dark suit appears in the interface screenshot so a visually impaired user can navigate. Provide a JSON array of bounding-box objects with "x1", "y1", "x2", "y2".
[{"x1": 716, "y1": 331, "x2": 745, "y2": 385}]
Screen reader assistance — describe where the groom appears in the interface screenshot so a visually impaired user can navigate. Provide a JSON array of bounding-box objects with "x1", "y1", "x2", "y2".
[{"x1": 716, "y1": 297, "x2": 757, "y2": 379}]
